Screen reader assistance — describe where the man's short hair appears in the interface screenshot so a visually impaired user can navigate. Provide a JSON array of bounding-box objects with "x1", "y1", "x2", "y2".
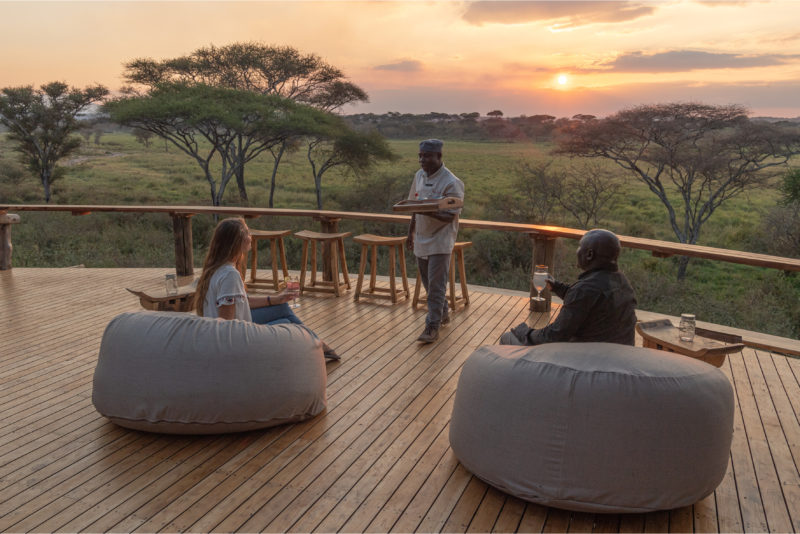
[{"x1": 419, "y1": 139, "x2": 443, "y2": 153}]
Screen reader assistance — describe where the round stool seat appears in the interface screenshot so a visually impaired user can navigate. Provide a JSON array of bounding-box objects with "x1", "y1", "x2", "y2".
[
  {"x1": 353, "y1": 234, "x2": 407, "y2": 246},
  {"x1": 250, "y1": 229, "x2": 292, "y2": 239},
  {"x1": 295, "y1": 230, "x2": 352, "y2": 241},
  {"x1": 449, "y1": 342, "x2": 734, "y2": 513}
]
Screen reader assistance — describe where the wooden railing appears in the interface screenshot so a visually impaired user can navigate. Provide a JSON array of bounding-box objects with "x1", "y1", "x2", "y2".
[{"x1": 3, "y1": 204, "x2": 800, "y2": 312}]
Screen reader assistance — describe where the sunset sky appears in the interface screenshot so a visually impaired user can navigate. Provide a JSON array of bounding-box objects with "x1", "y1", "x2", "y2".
[{"x1": 1, "y1": 1, "x2": 799, "y2": 118}]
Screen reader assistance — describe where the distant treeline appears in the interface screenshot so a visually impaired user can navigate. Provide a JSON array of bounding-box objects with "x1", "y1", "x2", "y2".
[{"x1": 345, "y1": 111, "x2": 800, "y2": 142}]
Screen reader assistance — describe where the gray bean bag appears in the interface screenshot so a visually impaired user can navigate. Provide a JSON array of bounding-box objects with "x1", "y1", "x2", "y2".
[
  {"x1": 449, "y1": 342, "x2": 734, "y2": 513},
  {"x1": 93, "y1": 311, "x2": 327, "y2": 434}
]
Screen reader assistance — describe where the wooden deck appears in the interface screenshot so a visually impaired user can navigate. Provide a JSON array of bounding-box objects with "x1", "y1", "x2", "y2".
[{"x1": 2, "y1": 267, "x2": 800, "y2": 533}]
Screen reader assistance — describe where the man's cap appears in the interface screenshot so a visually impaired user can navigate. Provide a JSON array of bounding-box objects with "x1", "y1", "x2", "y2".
[{"x1": 419, "y1": 139, "x2": 444, "y2": 153}]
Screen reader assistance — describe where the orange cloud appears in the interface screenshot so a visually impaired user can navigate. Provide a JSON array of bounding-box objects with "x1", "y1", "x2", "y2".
[{"x1": 462, "y1": 1, "x2": 655, "y2": 27}]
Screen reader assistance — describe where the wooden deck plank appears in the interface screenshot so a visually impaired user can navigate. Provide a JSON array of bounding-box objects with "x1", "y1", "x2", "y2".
[
  {"x1": 692, "y1": 496, "x2": 719, "y2": 534},
  {"x1": 739, "y1": 348, "x2": 795, "y2": 533},
  {"x1": 467, "y1": 486, "x2": 507, "y2": 533},
  {"x1": 567, "y1": 511, "x2": 596, "y2": 533},
  {"x1": 491, "y1": 496, "x2": 526, "y2": 533},
  {"x1": 669, "y1": 506, "x2": 694, "y2": 533},
  {"x1": 727, "y1": 350, "x2": 782, "y2": 532},
  {"x1": 518, "y1": 503, "x2": 549, "y2": 533},
  {"x1": 749, "y1": 349, "x2": 800, "y2": 531},
  {"x1": 1, "y1": 268, "x2": 800, "y2": 533}
]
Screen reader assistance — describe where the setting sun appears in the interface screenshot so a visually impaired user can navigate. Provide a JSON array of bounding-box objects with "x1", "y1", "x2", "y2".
[{"x1": 557, "y1": 74, "x2": 568, "y2": 86}]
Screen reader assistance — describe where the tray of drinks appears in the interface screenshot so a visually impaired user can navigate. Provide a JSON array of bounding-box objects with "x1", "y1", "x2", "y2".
[{"x1": 392, "y1": 197, "x2": 463, "y2": 213}]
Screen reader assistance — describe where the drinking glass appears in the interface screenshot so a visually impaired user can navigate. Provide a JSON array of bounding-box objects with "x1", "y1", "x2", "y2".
[
  {"x1": 286, "y1": 275, "x2": 300, "y2": 309},
  {"x1": 679, "y1": 313, "x2": 695, "y2": 342},
  {"x1": 164, "y1": 274, "x2": 178, "y2": 296},
  {"x1": 532, "y1": 265, "x2": 548, "y2": 302}
]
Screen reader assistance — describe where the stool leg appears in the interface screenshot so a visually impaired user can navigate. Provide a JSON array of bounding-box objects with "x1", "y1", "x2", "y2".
[
  {"x1": 399, "y1": 245, "x2": 410, "y2": 299},
  {"x1": 278, "y1": 237, "x2": 289, "y2": 281},
  {"x1": 270, "y1": 238, "x2": 279, "y2": 292},
  {"x1": 458, "y1": 248, "x2": 469, "y2": 306},
  {"x1": 355, "y1": 243, "x2": 367, "y2": 302},
  {"x1": 250, "y1": 239, "x2": 258, "y2": 283},
  {"x1": 331, "y1": 240, "x2": 341, "y2": 297},
  {"x1": 299, "y1": 240, "x2": 309, "y2": 295},
  {"x1": 338, "y1": 238, "x2": 351, "y2": 289},
  {"x1": 369, "y1": 244, "x2": 377, "y2": 292},
  {"x1": 389, "y1": 245, "x2": 397, "y2": 303},
  {"x1": 310, "y1": 241, "x2": 317, "y2": 287},
  {"x1": 413, "y1": 272, "x2": 422, "y2": 308},
  {"x1": 448, "y1": 253, "x2": 457, "y2": 311}
]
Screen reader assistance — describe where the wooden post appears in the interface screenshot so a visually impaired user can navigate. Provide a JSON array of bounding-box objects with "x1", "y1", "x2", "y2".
[
  {"x1": 171, "y1": 213, "x2": 194, "y2": 276},
  {"x1": 315, "y1": 216, "x2": 341, "y2": 281},
  {"x1": 528, "y1": 233, "x2": 557, "y2": 312},
  {"x1": 0, "y1": 213, "x2": 21, "y2": 271}
]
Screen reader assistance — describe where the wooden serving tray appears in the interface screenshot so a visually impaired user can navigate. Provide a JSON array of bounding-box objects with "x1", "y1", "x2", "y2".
[{"x1": 393, "y1": 197, "x2": 463, "y2": 212}]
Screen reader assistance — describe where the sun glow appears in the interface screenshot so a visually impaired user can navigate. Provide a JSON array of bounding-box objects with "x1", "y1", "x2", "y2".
[{"x1": 557, "y1": 74, "x2": 569, "y2": 86}]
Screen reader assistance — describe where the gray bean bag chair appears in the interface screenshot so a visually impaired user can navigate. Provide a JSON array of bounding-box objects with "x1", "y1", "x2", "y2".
[
  {"x1": 449, "y1": 342, "x2": 734, "y2": 513},
  {"x1": 93, "y1": 311, "x2": 327, "y2": 434}
]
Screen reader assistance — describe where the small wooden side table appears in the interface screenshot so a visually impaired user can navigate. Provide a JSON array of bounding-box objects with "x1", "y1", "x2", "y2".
[
  {"x1": 126, "y1": 287, "x2": 195, "y2": 312},
  {"x1": 636, "y1": 319, "x2": 745, "y2": 367}
]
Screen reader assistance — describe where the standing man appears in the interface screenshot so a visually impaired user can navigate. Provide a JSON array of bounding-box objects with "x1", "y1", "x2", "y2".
[{"x1": 408, "y1": 139, "x2": 465, "y2": 343}]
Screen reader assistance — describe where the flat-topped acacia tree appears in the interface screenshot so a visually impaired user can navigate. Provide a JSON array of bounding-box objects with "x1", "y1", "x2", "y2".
[
  {"x1": 0, "y1": 82, "x2": 108, "y2": 202},
  {"x1": 105, "y1": 83, "x2": 334, "y2": 207},
  {"x1": 122, "y1": 43, "x2": 369, "y2": 206},
  {"x1": 556, "y1": 102, "x2": 800, "y2": 278}
]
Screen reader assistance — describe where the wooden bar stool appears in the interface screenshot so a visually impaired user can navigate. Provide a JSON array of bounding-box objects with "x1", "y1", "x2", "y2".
[
  {"x1": 353, "y1": 234, "x2": 410, "y2": 303},
  {"x1": 413, "y1": 241, "x2": 472, "y2": 311},
  {"x1": 247, "y1": 229, "x2": 291, "y2": 291},
  {"x1": 295, "y1": 230, "x2": 352, "y2": 297}
]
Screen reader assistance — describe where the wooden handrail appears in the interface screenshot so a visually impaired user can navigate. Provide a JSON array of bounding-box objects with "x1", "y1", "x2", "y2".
[{"x1": 3, "y1": 203, "x2": 799, "y2": 272}]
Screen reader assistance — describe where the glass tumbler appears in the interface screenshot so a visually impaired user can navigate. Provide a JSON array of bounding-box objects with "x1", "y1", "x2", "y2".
[
  {"x1": 165, "y1": 274, "x2": 178, "y2": 296},
  {"x1": 679, "y1": 313, "x2": 695, "y2": 342}
]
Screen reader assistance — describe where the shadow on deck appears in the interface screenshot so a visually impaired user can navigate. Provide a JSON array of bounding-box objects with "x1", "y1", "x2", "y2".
[{"x1": 1, "y1": 267, "x2": 799, "y2": 533}]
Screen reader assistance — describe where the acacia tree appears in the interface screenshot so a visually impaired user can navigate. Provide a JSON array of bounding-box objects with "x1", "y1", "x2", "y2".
[
  {"x1": 557, "y1": 161, "x2": 622, "y2": 229},
  {"x1": 556, "y1": 102, "x2": 800, "y2": 278},
  {"x1": 105, "y1": 83, "x2": 331, "y2": 206},
  {"x1": 122, "y1": 42, "x2": 368, "y2": 205},
  {"x1": 306, "y1": 123, "x2": 396, "y2": 209},
  {"x1": 0, "y1": 82, "x2": 108, "y2": 201},
  {"x1": 494, "y1": 161, "x2": 564, "y2": 224}
]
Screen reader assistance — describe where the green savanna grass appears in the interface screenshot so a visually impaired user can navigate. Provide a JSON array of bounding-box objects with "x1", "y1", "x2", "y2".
[{"x1": 1, "y1": 133, "x2": 798, "y2": 339}]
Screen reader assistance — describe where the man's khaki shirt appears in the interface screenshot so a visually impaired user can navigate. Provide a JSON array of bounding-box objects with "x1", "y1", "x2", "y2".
[{"x1": 408, "y1": 165, "x2": 465, "y2": 257}]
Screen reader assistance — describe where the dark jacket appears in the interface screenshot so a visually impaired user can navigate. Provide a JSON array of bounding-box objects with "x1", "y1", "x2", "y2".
[{"x1": 528, "y1": 265, "x2": 637, "y2": 346}]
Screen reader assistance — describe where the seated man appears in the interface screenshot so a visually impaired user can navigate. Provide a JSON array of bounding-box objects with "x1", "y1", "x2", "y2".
[{"x1": 501, "y1": 229, "x2": 637, "y2": 346}]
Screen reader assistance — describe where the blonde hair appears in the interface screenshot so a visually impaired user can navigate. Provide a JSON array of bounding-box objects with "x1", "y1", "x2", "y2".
[{"x1": 193, "y1": 217, "x2": 249, "y2": 316}]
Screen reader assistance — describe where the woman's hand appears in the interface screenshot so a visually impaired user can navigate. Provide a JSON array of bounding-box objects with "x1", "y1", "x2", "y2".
[{"x1": 273, "y1": 289, "x2": 293, "y2": 305}]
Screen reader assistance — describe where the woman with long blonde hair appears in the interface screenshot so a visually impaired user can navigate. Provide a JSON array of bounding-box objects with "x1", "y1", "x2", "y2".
[{"x1": 194, "y1": 217, "x2": 338, "y2": 358}]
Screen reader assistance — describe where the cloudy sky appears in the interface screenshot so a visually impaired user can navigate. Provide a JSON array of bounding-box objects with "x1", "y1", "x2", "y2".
[{"x1": 1, "y1": 0, "x2": 799, "y2": 118}]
